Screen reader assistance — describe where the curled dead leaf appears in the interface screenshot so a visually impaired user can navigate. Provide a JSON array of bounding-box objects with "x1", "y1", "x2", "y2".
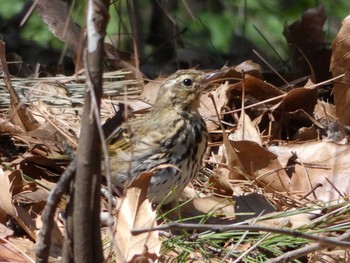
[
  {"x1": 229, "y1": 112, "x2": 262, "y2": 145},
  {"x1": 224, "y1": 138, "x2": 291, "y2": 192},
  {"x1": 0, "y1": 168, "x2": 47, "y2": 240}
]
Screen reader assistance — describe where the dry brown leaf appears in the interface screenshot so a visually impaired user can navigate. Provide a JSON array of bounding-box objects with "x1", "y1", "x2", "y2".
[
  {"x1": 330, "y1": 15, "x2": 350, "y2": 125},
  {"x1": 190, "y1": 196, "x2": 235, "y2": 219},
  {"x1": 253, "y1": 211, "x2": 311, "y2": 229},
  {"x1": 272, "y1": 86, "x2": 318, "y2": 115},
  {"x1": 0, "y1": 223, "x2": 13, "y2": 238},
  {"x1": 234, "y1": 60, "x2": 262, "y2": 79},
  {"x1": 0, "y1": 118, "x2": 24, "y2": 134},
  {"x1": 178, "y1": 184, "x2": 206, "y2": 201},
  {"x1": 15, "y1": 122, "x2": 69, "y2": 154},
  {"x1": 283, "y1": 5, "x2": 331, "y2": 83},
  {"x1": 18, "y1": 155, "x2": 64, "y2": 181},
  {"x1": 115, "y1": 171, "x2": 161, "y2": 263},
  {"x1": 229, "y1": 112, "x2": 262, "y2": 145},
  {"x1": 0, "y1": 165, "x2": 62, "y2": 249},
  {"x1": 256, "y1": 86, "x2": 319, "y2": 140},
  {"x1": 236, "y1": 75, "x2": 285, "y2": 101},
  {"x1": 198, "y1": 197, "x2": 234, "y2": 218},
  {"x1": 209, "y1": 168, "x2": 235, "y2": 196},
  {"x1": 234, "y1": 242, "x2": 252, "y2": 253},
  {"x1": 284, "y1": 108, "x2": 325, "y2": 140},
  {"x1": 292, "y1": 124, "x2": 319, "y2": 141},
  {"x1": 0, "y1": 168, "x2": 43, "y2": 240},
  {"x1": 226, "y1": 140, "x2": 291, "y2": 192},
  {"x1": 200, "y1": 82, "x2": 231, "y2": 131},
  {"x1": 124, "y1": 100, "x2": 153, "y2": 114},
  {"x1": 314, "y1": 100, "x2": 336, "y2": 121},
  {"x1": 222, "y1": 133, "x2": 245, "y2": 180},
  {"x1": 140, "y1": 78, "x2": 162, "y2": 105},
  {"x1": 311, "y1": 249, "x2": 348, "y2": 263},
  {"x1": 269, "y1": 141, "x2": 350, "y2": 202},
  {"x1": 28, "y1": 82, "x2": 77, "y2": 126},
  {"x1": 0, "y1": 237, "x2": 35, "y2": 262},
  {"x1": 165, "y1": 196, "x2": 236, "y2": 224}
]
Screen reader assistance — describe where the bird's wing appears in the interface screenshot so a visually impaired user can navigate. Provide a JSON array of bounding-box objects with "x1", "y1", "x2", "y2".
[
  {"x1": 107, "y1": 125, "x2": 130, "y2": 153},
  {"x1": 107, "y1": 114, "x2": 161, "y2": 156}
]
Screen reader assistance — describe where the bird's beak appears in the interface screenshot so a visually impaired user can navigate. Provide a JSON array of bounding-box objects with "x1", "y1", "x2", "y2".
[{"x1": 202, "y1": 70, "x2": 227, "y2": 85}]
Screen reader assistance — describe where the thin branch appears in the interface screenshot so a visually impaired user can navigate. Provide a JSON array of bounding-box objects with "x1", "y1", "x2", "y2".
[
  {"x1": 0, "y1": 40, "x2": 39, "y2": 131},
  {"x1": 222, "y1": 73, "x2": 345, "y2": 116},
  {"x1": 36, "y1": 159, "x2": 76, "y2": 263},
  {"x1": 131, "y1": 221, "x2": 350, "y2": 248},
  {"x1": 265, "y1": 230, "x2": 350, "y2": 263}
]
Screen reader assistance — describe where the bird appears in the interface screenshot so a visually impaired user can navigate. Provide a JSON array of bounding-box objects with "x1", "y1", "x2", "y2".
[{"x1": 108, "y1": 69, "x2": 214, "y2": 204}]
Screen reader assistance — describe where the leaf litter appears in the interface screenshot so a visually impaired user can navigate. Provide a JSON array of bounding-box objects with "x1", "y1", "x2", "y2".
[{"x1": 0, "y1": 5, "x2": 350, "y2": 263}]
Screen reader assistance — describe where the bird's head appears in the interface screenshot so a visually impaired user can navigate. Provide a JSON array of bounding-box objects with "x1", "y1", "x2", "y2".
[{"x1": 153, "y1": 70, "x2": 212, "y2": 113}]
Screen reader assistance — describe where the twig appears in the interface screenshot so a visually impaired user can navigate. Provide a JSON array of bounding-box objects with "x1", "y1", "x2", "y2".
[
  {"x1": 35, "y1": 103, "x2": 125, "y2": 262},
  {"x1": 131, "y1": 221, "x2": 350, "y2": 248},
  {"x1": 265, "y1": 230, "x2": 350, "y2": 263},
  {"x1": 0, "y1": 40, "x2": 39, "y2": 131},
  {"x1": 221, "y1": 73, "x2": 345, "y2": 116},
  {"x1": 36, "y1": 159, "x2": 76, "y2": 263},
  {"x1": 253, "y1": 49, "x2": 289, "y2": 84},
  {"x1": 24, "y1": 95, "x2": 78, "y2": 147},
  {"x1": 208, "y1": 93, "x2": 226, "y2": 133},
  {"x1": 252, "y1": 25, "x2": 289, "y2": 70},
  {"x1": 230, "y1": 212, "x2": 266, "y2": 263}
]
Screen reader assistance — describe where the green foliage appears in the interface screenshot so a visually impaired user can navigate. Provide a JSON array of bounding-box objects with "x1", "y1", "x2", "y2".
[
  {"x1": 1, "y1": 0, "x2": 350, "y2": 60},
  {"x1": 0, "y1": 1, "x2": 24, "y2": 19},
  {"x1": 21, "y1": 14, "x2": 64, "y2": 48}
]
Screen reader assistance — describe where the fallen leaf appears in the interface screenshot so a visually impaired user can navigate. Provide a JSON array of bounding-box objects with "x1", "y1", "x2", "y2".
[
  {"x1": 226, "y1": 140, "x2": 291, "y2": 192},
  {"x1": 234, "y1": 60, "x2": 262, "y2": 79},
  {"x1": 253, "y1": 211, "x2": 311, "y2": 229},
  {"x1": 283, "y1": 5, "x2": 332, "y2": 83},
  {"x1": 330, "y1": 15, "x2": 350, "y2": 125},
  {"x1": 140, "y1": 78, "x2": 162, "y2": 105},
  {"x1": 233, "y1": 75, "x2": 285, "y2": 101},
  {"x1": 191, "y1": 196, "x2": 235, "y2": 219},
  {"x1": 0, "y1": 237, "x2": 35, "y2": 262},
  {"x1": 229, "y1": 112, "x2": 262, "y2": 145},
  {"x1": 269, "y1": 141, "x2": 350, "y2": 202},
  {"x1": 272, "y1": 86, "x2": 318, "y2": 116},
  {"x1": 164, "y1": 196, "x2": 236, "y2": 224},
  {"x1": 115, "y1": 171, "x2": 161, "y2": 263},
  {"x1": 0, "y1": 118, "x2": 24, "y2": 134},
  {"x1": 314, "y1": 100, "x2": 336, "y2": 121},
  {"x1": 200, "y1": 82, "x2": 231, "y2": 131},
  {"x1": 0, "y1": 168, "x2": 44, "y2": 240},
  {"x1": 209, "y1": 168, "x2": 235, "y2": 196},
  {"x1": 0, "y1": 223, "x2": 13, "y2": 238}
]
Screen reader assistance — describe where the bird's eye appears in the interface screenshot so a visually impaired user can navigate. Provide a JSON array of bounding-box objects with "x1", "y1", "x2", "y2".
[{"x1": 182, "y1": 78, "x2": 193, "y2": 87}]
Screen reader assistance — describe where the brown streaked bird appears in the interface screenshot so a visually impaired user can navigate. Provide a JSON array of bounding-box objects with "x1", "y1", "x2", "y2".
[{"x1": 109, "y1": 69, "x2": 215, "y2": 204}]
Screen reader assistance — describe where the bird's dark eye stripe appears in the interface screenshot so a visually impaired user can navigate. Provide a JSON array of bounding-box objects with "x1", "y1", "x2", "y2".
[{"x1": 182, "y1": 78, "x2": 193, "y2": 87}]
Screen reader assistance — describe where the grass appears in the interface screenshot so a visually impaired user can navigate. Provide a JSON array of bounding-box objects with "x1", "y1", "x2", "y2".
[{"x1": 156, "y1": 195, "x2": 350, "y2": 262}]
